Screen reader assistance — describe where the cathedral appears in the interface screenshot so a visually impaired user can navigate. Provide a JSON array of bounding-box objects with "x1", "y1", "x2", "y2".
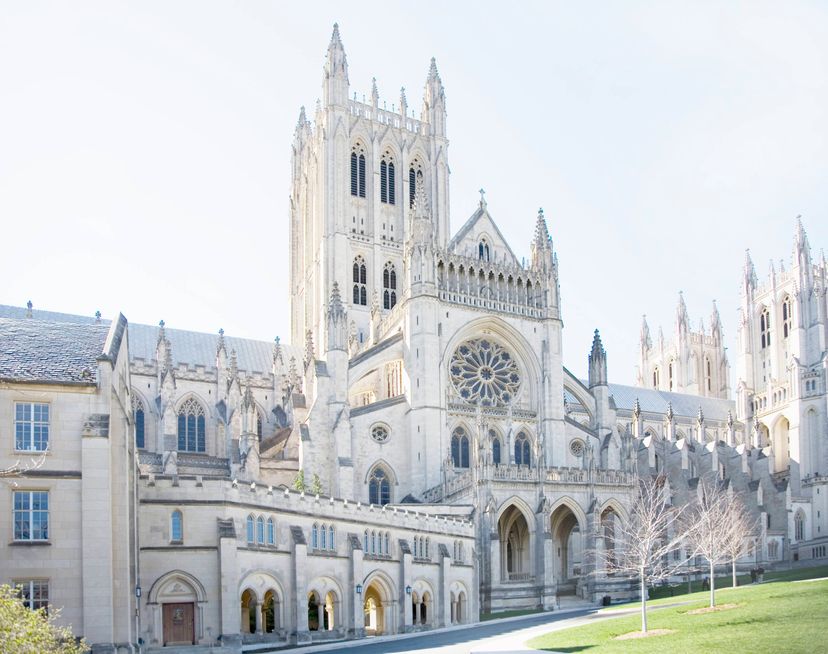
[{"x1": 0, "y1": 24, "x2": 826, "y2": 654}]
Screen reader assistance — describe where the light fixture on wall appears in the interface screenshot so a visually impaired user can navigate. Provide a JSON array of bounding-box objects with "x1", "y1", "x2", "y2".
[
  {"x1": 356, "y1": 584, "x2": 363, "y2": 595},
  {"x1": 405, "y1": 585, "x2": 412, "y2": 595},
  {"x1": 135, "y1": 586, "x2": 142, "y2": 598}
]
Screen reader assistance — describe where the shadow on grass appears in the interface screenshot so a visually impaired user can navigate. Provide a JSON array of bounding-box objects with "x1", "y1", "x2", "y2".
[{"x1": 536, "y1": 647, "x2": 594, "y2": 652}]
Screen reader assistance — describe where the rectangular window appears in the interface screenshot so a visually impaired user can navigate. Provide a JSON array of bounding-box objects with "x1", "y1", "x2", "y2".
[
  {"x1": 15, "y1": 403, "x2": 49, "y2": 451},
  {"x1": 13, "y1": 491, "x2": 49, "y2": 541},
  {"x1": 14, "y1": 580, "x2": 49, "y2": 612}
]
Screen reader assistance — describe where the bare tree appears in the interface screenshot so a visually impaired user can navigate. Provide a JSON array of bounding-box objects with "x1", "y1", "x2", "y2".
[
  {"x1": 596, "y1": 474, "x2": 691, "y2": 633},
  {"x1": 720, "y1": 491, "x2": 758, "y2": 590},
  {"x1": 683, "y1": 477, "x2": 739, "y2": 608},
  {"x1": 1, "y1": 453, "x2": 46, "y2": 485}
]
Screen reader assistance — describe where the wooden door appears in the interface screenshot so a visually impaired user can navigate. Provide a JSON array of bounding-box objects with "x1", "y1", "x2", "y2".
[{"x1": 163, "y1": 602, "x2": 195, "y2": 645}]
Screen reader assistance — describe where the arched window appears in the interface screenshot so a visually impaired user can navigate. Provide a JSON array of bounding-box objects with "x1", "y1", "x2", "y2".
[
  {"x1": 705, "y1": 357, "x2": 712, "y2": 392},
  {"x1": 380, "y1": 151, "x2": 396, "y2": 205},
  {"x1": 515, "y1": 431, "x2": 531, "y2": 466},
  {"x1": 478, "y1": 239, "x2": 490, "y2": 262},
  {"x1": 256, "y1": 413, "x2": 263, "y2": 441},
  {"x1": 408, "y1": 162, "x2": 423, "y2": 208},
  {"x1": 782, "y1": 297, "x2": 792, "y2": 338},
  {"x1": 760, "y1": 307, "x2": 771, "y2": 349},
  {"x1": 311, "y1": 523, "x2": 319, "y2": 549},
  {"x1": 255, "y1": 516, "x2": 264, "y2": 544},
  {"x1": 350, "y1": 144, "x2": 366, "y2": 198},
  {"x1": 425, "y1": 537, "x2": 430, "y2": 558},
  {"x1": 383, "y1": 262, "x2": 397, "y2": 310},
  {"x1": 363, "y1": 530, "x2": 369, "y2": 552},
  {"x1": 132, "y1": 395, "x2": 146, "y2": 449},
  {"x1": 246, "y1": 514, "x2": 254, "y2": 544},
  {"x1": 320, "y1": 523, "x2": 327, "y2": 549},
  {"x1": 384, "y1": 531, "x2": 389, "y2": 555},
  {"x1": 329, "y1": 525, "x2": 335, "y2": 551},
  {"x1": 267, "y1": 518, "x2": 275, "y2": 545},
  {"x1": 177, "y1": 397, "x2": 206, "y2": 452},
  {"x1": 492, "y1": 434, "x2": 502, "y2": 466},
  {"x1": 451, "y1": 427, "x2": 470, "y2": 468},
  {"x1": 794, "y1": 511, "x2": 805, "y2": 541},
  {"x1": 353, "y1": 255, "x2": 367, "y2": 306},
  {"x1": 653, "y1": 367, "x2": 660, "y2": 389},
  {"x1": 668, "y1": 361, "x2": 674, "y2": 391},
  {"x1": 368, "y1": 466, "x2": 391, "y2": 505},
  {"x1": 171, "y1": 510, "x2": 183, "y2": 542}
]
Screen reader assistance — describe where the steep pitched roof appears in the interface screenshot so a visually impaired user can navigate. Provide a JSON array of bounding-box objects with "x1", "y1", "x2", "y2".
[
  {"x1": 447, "y1": 205, "x2": 521, "y2": 265},
  {"x1": 0, "y1": 316, "x2": 109, "y2": 385}
]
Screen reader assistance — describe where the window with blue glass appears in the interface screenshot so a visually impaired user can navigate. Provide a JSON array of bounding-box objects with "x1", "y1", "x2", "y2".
[
  {"x1": 132, "y1": 395, "x2": 146, "y2": 449},
  {"x1": 15, "y1": 403, "x2": 49, "y2": 452},
  {"x1": 492, "y1": 433, "x2": 502, "y2": 465},
  {"x1": 515, "y1": 431, "x2": 531, "y2": 466},
  {"x1": 368, "y1": 466, "x2": 391, "y2": 505},
  {"x1": 177, "y1": 398, "x2": 206, "y2": 452},
  {"x1": 246, "y1": 514, "x2": 255, "y2": 544},
  {"x1": 267, "y1": 518, "x2": 275, "y2": 545},
  {"x1": 171, "y1": 510, "x2": 183, "y2": 542},
  {"x1": 13, "y1": 491, "x2": 49, "y2": 541},
  {"x1": 451, "y1": 427, "x2": 470, "y2": 468}
]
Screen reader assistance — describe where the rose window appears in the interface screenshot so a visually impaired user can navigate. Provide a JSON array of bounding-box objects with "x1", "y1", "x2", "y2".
[{"x1": 450, "y1": 339, "x2": 521, "y2": 406}]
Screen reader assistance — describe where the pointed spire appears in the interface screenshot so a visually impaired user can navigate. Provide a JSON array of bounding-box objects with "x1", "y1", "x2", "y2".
[
  {"x1": 304, "y1": 329, "x2": 315, "y2": 365},
  {"x1": 428, "y1": 56, "x2": 440, "y2": 81},
  {"x1": 743, "y1": 249, "x2": 758, "y2": 291},
  {"x1": 371, "y1": 77, "x2": 379, "y2": 107},
  {"x1": 157, "y1": 319, "x2": 166, "y2": 344},
  {"x1": 588, "y1": 329, "x2": 607, "y2": 387},
  {"x1": 323, "y1": 22, "x2": 348, "y2": 105},
  {"x1": 399, "y1": 86, "x2": 407, "y2": 116},
  {"x1": 666, "y1": 402, "x2": 674, "y2": 422},
  {"x1": 296, "y1": 106, "x2": 306, "y2": 132},
  {"x1": 273, "y1": 336, "x2": 283, "y2": 365},
  {"x1": 531, "y1": 208, "x2": 553, "y2": 273},
  {"x1": 697, "y1": 405, "x2": 704, "y2": 424},
  {"x1": 229, "y1": 349, "x2": 238, "y2": 380},
  {"x1": 288, "y1": 356, "x2": 300, "y2": 390},
  {"x1": 793, "y1": 215, "x2": 812, "y2": 270},
  {"x1": 422, "y1": 57, "x2": 446, "y2": 135},
  {"x1": 216, "y1": 328, "x2": 226, "y2": 355},
  {"x1": 633, "y1": 397, "x2": 641, "y2": 418},
  {"x1": 676, "y1": 291, "x2": 689, "y2": 331},
  {"x1": 640, "y1": 315, "x2": 652, "y2": 350}
]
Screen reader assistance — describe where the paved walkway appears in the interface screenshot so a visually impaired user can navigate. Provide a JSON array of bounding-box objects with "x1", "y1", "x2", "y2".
[{"x1": 244, "y1": 605, "x2": 661, "y2": 654}]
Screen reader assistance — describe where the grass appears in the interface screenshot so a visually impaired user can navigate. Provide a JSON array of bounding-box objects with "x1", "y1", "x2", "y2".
[
  {"x1": 481, "y1": 608, "x2": 547, "y2": 621},
  {"x1": 528, "y1": 577, "x2": 828, "y2": 653},
  {"x1": 606, "y1": 564, "x2": 828, "y2": 610}
]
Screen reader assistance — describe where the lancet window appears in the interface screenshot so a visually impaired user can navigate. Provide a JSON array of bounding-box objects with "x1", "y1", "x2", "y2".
[
  {"x1": 353, "y1": 255, "x2": 367, "y2": 306},
  {"x1": 350, "y1": 144, "x2": 366, "y2": 198},
  {"x1": 451, "y1": 427, "x2": 470, "y2": 468},
  {"x1": 380, "y1": 151, "x2": 396, "y2": 205},
  {"x1": 368, "y1": 465, "x2": 391, "y2": 506},
  {"x1": 782, "y1": 297, "x2": 792, "y2": 338},
  {"x1": 760, "y1": 307, "x2": 771, "y2": 349},
  {"x1": 132, "y1": 394, "x2": 146, "y2": 449},
  {"x1": 514, "y1": 431, "x2": 531, "y2": 466},
  {"x1": 383, "y1": 262, "x2": 397, "y2": 309}
]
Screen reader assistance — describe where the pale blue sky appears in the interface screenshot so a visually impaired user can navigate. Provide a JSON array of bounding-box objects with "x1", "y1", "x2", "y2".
[{"x1": 1, "y1": 1, "x2": 826, "y2": 384}]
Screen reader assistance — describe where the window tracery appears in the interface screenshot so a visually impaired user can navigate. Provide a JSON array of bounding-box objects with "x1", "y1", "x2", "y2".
[
  {"x1": 177, "y1": 397, "x2": 206, "y2": 452},
  {"x1": 380, "y1": 150, "x2": 395, "y2": 205},
  {"x1": 451, "y1": 427, "x2": 470, "y2": 468},
  {"x1": 383, "y1": 262, "x2": 397, "y2": 309},
  {"x1": 368, "y1": 466, "x2": 391, "y2": 505},
  {"x1": 350, "y1": 144, "x2": 366, "y2": 198},
  {"x1": 353, "y1": 255, "x2": 367, "y2": 306},
  {"x1": 371, "y1": 424, "x2": 389, "y2": 443},
  {"x1": 449, "y1": 339, "x2": 521, "y2": 406}
]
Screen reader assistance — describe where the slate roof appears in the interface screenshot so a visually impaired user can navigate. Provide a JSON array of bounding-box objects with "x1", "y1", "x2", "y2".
[
  {"x1": 565, "y1": 381, "x2": 735, "y2": 422},
  {"x1": 0, "y1": 304, "x2": 301, "y2": 376},
  {"x1": 0, "y1": 317, "x2": 110, "y2": 384}
]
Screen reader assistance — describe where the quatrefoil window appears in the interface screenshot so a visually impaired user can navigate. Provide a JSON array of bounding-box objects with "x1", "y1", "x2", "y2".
[{"x1": 450, "y1": 339, "x2": 521, "y2": 406}]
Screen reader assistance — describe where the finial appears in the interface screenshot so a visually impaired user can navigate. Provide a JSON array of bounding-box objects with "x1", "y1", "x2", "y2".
[
  {"x1": 26, "y1": 300, "x2": 32, "y2": 318},
  {"x1": 479, "y1": 188, "x2": 486, "y2": 208},
  {"x1": 371, "y1": 77, "x2": 379, "y2": 106},
  {"x1": 95, "y1": 310, "x2": 101, "y2": 323},
  {"x1": 666, "y1": 402, "x2": 674, "y2": 421},
  {"x1": 159, "y1": 319, "x2": 165, "y2": 328},
  {"x1": 275, "y1": 335, "x2": 280, "y2": 345}
]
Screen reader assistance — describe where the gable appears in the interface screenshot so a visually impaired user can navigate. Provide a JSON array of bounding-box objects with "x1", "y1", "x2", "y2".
[{"x1": 447, "y1": 206, "x2": 520, "y2": 266}]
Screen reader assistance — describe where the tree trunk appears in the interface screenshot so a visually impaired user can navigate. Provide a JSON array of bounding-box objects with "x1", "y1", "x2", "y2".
[
  {"x1": 640, "y1": 572, "x2": 648, "y2": 634},
  {"x1": 709, "y1": 560, "x2": 716, "y2": 608},
  {"x1": 732, "y1": 558, "x2": 737, "y2": 589}
]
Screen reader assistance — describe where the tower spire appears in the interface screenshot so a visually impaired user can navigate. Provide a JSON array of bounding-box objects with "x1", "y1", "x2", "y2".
[
  {"x1": 323, "y1": 22, "x2": 349, "y2": 105},
  {"x1": 742, "y1": 249, "x2": 758, "y2": 293},
  {"x1": 530, "y1": 208, "x2": 553, "y2": 273},
  {"x1": 588, "y1": 329, "x2": 608, "y2": 388},
  {"x1": 422, "y1": 57, "x2": 446, "y2": 136},
  {"x1": 640, "y1": 315, "x2": 652, "y2": 350},
  {"x1": 676, "y1": 291, "x2": 689, "y2": 333}
]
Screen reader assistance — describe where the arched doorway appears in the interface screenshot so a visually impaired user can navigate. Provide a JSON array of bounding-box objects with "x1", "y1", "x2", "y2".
[
  {"x1": 363, "y1": 575, "x2": 394, "y2": 636},
  {"x1": 262, "y1": 589, "x2": 280, "y2": 633},
  {"x1": 498, "y1": 504, "x2": 532, "y2": 582},
  {"x1": 363, "y1": 586, "x2": 383, "y2": 635},
  {"x1": 307, "y1": 592, "x2": 321, "y2": 631},
  {"x1": 147, "y1": 571, "x2": 206, "y2": 647},
  {"x1": 240, "y1": 589, "x2": 257, "y2": 634},
  {"x1": 551, "y1": 503, "x2": 583, "y2": 594}
]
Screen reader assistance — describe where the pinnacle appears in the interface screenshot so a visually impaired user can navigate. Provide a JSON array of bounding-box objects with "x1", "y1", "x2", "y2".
[
  {"x1": 533, "y1": 208, "x2": 551, "y2": 246},
  {"x1": 330, "y1": 22, "x2": 342, "y2": 45}
]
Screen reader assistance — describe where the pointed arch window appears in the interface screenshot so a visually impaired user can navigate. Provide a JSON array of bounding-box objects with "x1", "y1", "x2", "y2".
[
  {"x1": 653, "y1": 367, "x2": 660, "y2": 389},
  {"x1": 329, "y1": 525, "x2": 335, "y2": 551},
  {"x1": 668, "y1": 361, "x2": 674, "y2": 391},
  {"x1": 369, "y1": 466, "x2": 391, "y2": 506},
  {"x1": 246, "y1": 514, "x2": 255, "y2": 544},
  {"x1": 380, "y1": 152, "x2": 396, "y2": 205},
  {"x1": 782, "y1": 297, "x2": 792, "y2": 339},
  {"x1": 132, "y1": 395, "x2": 146, "y2": 449},
  {"x1": 795, "y1": 510, "x2": 805, "y2": 541},
  {"x1": 256, "y1": 516, "x2": 265, "y2": 544},
  {"x1": 350, "y1": 145, "x2": 366, "y2": 198},
  {"x1": 353, "y1": 255, "x2": 367, "y2": 306},
  {"x1": 704, "y1": 357, "x2": 712, "y2": 392},
  {"x1": 492, "y1": 432, "x2": 502, "y2": 466},
  {"x1": 267, "y1": 518, "x2": 275, "y2": 545},
  {"x1": 760, "y1": 307, "x2": 771, "y2": 349},
  {"x1": 177, "y1": 398, "x2": 206, "y2": 452},
  {"x1": 451, "y1": 427, "x2": 470, "y2": 468},
  {"x1": 478, "y1": 239, "x2": 490, "y2": 262},
  {"x1": 515, "y1": 431, "x2": 531, "y2": 466},
  {"x1": 409, "y1": 162, "x2": 423, "y2": 208},
  {"x1": 383, "y1": 262, "x2": 397, "y2": 309}
]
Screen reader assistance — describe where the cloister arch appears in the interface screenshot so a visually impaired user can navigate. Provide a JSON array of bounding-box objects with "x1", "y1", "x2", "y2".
[
  {"x1": 362, "y1": 571, "x2": 396, "y2": 636},
  {"x1": 550, "y1": 499, "x2": 585, "y2": 588},
  {"x1": 497, "y1": 499, "x2": 534, "y2": 582}
]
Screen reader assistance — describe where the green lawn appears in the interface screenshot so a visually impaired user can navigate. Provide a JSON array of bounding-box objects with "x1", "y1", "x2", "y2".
[{"x1": 528, "y1": 578, "x2": 828, "y2": 654}]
